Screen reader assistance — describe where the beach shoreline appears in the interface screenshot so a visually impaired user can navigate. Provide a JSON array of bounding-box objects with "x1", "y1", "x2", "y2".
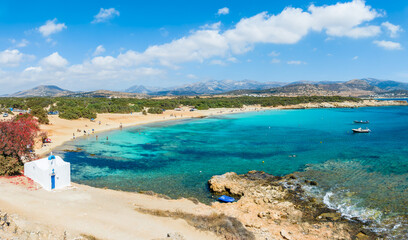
[
  {"x1": 1, "y1": 99, "x2": 407, "y2": 239},
  {"x1": 34, "y1": 99, "x2": 407, "y2": 157}
]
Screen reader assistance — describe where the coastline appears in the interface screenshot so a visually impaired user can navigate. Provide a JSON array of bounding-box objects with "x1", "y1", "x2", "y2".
[
  {"x1": 34, "y1": 99, "x2": 407, "y2": 157},
  {"x1": 0, "y1": 99, "x2": 406, "y2": 239},
  {"x1": 35, "y1": 105, "x2": 270, "y2": 157},
  {"x1": 0, "y1": 171, "x2": 379, "y2": 239}
]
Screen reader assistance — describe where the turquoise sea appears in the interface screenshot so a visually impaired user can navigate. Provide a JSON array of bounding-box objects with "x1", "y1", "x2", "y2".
[{"x1": 55, "y1": 106, "x2": 408, "y2": 238}]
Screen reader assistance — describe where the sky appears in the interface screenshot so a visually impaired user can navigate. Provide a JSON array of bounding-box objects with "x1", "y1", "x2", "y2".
[{"x1": 0, "y1": 0, "x2": 407, "y2": 94}]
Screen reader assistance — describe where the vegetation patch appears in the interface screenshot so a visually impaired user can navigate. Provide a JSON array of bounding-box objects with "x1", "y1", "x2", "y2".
[{"x1": 0, "y1": 95, "x2": 361, "y2": 121}]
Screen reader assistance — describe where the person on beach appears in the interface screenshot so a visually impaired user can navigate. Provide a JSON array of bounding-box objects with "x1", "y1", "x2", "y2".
[{"x1": 73, "y1": 133, "x2": 75, "y2": 139}]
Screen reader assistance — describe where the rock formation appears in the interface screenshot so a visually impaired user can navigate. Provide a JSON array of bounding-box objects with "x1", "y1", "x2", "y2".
[{"x1": 208, "y1": 171, "x2": 376, "y2": 240}]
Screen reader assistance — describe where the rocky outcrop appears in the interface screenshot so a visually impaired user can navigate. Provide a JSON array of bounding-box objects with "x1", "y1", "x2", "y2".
[{"x1": 208, "y1": 171, "x2": 377, "y2": 240}]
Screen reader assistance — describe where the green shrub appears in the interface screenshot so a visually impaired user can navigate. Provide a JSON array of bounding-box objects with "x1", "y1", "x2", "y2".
[
  {"x1": 196, "y1": 104, "x2": 209, "y2": 110},
  {"x1": 147, "y1": 107, "x2": 163, "y2": 114},
  {"x1": 0, "y1": 156, "x2": 22, "y2": 176}
]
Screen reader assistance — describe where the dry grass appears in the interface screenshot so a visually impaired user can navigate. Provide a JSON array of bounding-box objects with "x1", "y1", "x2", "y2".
[
  {"x1": 136, "y1": 208, "x2": 255, "y2": 240},
  {"x1": 80, "y1": 234, "x2": 100, "y2": 240}
]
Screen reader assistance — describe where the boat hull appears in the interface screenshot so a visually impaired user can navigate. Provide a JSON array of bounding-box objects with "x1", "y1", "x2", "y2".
[
  {"x1": 218, "y1": 195, "x2": 235, "y2": 203},
  {"x1": 352, "y1": 129, "x2": 371, "y2": 133}
]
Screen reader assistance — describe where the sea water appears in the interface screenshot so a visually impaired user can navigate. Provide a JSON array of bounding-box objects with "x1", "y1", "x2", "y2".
[{"x1": 55, "y1": 106, "x2": 408, "y2": 238}]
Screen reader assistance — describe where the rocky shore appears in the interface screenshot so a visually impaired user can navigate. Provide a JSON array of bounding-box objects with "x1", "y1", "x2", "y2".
[
  {"x1": 208, "y1": 171, "x2": 377, "y2": 240},
  {"x1": 0, "y1": 171, "x2": 384, "y2": 240},
  {"x1": 280, "y1": 99, "x2": 408, "y2": 109}
]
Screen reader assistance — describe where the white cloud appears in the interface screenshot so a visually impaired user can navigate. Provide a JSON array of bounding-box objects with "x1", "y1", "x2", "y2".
[
  {"x1": 268, "y1": 51, "x2": 280, "y2": 57},
  {"x1": 0, "y1": 49, "x2": 31, "y2": 67},
  {"x1": 159, "y1": 27, "x2": 169, "y2": 37},
  {"x1": 142, "y1": 26, "x2": 229, "y2": 66},
  {"x1": 0, "y1": 1, "x2": 398, "y2": 92},
  {"x1": 227, "y1": 57, "x2": 238, "y2": 63},
  {"x1": 373, "y1": 40, "x2": 402, "y2": 50},
  {"x1": 271, "y1": 58, "x2": 281, "y2": 64},
  {"x1": 353, "y1": 56, "x2": 359, "y2": 60},
  {"x1": 92, "y1": 8, "x2": 120, "y2": 23},
  {"x1": 187, "y1": 74, "x2": 198, "y2": 79},
  {"x1": 24, "y1": 66, "x2": 43, "y2": 72},
  {"x1": 307, "y1": 0, "x2": 382, "y2": 38},
  {"x1": 38, "y1": 18, "x2": 67, "y2": 37},
  {"x1": 287, "y1": 60, "x2": 306, "y2": 65},
  {"x1": 93, "y1": 45, "x2": 106, "y2": 56},
  {"x1": 210, "y1": 59, "x2": 226, "y2": 66},
  {"x1": 218, "y1": 7, "x2": 229, "y2": 15},
  {"x1": 381, "y1": 22, "x2": 402, "y2": 38},
  {"x1": 40, "y1": 52, "x2": 69, "y2": 68},
  {"x1": 224, "y1": 0, "x2": 381, "y2": 54},
  {"x1": 68, "y1": 1, "x2": 386, "y2": 69},
  {"x1": 10, "y1": 39, "x2": 29, "y2": 48}
]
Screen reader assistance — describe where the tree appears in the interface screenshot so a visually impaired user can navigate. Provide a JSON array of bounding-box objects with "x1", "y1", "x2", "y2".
[
  {"x1": 30, "y1": 106, "x2": 50, "y2": 124},
  {"x1": 0, "y1": 115, "x2": 39, "y2": 162}
]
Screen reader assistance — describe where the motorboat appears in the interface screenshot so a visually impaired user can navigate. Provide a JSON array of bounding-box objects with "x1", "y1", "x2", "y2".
[
  {"x1": 354, "y1": 120, "x2": 369, "y2": 124},
  {"x1": 352, "y1": 127, "x2": 371, "y2": 133}
]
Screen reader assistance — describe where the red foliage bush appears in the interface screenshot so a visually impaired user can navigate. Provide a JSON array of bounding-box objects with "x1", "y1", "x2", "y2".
[{"x1": 0, "y1": 114, "x2": 39, "y2": 162}]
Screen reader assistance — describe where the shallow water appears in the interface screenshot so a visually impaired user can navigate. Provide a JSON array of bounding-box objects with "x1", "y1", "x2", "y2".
[{"x1": 55, "y1": 106, "x2": 408, "y2": 237}]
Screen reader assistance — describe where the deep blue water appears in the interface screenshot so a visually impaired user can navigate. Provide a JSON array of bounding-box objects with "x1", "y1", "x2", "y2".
[{"x1": 55, "y1": 106, "x2": 408, "y2": 237}]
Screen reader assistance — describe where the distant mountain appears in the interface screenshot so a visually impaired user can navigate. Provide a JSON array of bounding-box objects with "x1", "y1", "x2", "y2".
[
  {"x1": 5, "y1": 78, "x2": 408, "y2": 98},
  {"x1": 144, "y1": 79, "x2": 286, "y2": 96},
  {"x1": 125, "y1": 85, "x2": 167, "y2": 94},
  {"x1": 9, "y1": 85, "x2": 73, "y2": 97},
  {"x1": 227, "y1": 78, "x2": 408, "y2": 97},
  {"x1": 362, "y1": 78, "x2": 408, "y2": 91}
]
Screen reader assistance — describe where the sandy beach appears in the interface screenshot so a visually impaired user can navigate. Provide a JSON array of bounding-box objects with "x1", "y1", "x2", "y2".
[
  {"x1": 34, "y1": 106, "x2": 269, "y2": 157},
  {"x1": 34, "y1": 99, "x2": 407, "y2": 157}
]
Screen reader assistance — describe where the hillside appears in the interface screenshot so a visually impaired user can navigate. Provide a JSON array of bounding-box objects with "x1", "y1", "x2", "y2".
[
  {"x1": 126, "y1": 79, "x2": 285, "y2": 96},
  {"x1": 9, "y1": 85, "x2": 73, "y2": 97},
  {"x1": 65, "y1": 90, "x2": 146, "y2": 98},
  {"x1": 227, "y1": 79, "x2": 408, "y2": 97},
  {"x1": 363, "y1": 78, "x2": 408, "y2": 91}
]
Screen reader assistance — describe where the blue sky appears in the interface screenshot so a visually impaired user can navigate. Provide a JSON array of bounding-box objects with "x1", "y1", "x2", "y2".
[{"x1": 0, "y1": 0, "x2": 407, "y2": 94}]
